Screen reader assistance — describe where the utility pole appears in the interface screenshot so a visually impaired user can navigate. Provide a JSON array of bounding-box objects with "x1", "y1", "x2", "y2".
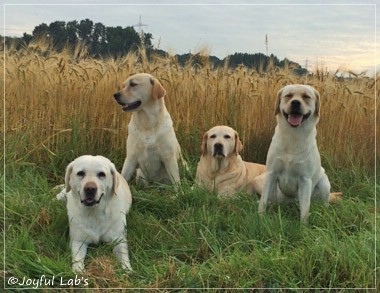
[{"x1": 133, "y1": 15, "x2": 148, "y2": 46}]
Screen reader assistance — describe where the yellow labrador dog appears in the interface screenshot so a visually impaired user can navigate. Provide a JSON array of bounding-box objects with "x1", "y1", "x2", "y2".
[
  {"x1": 113, "y1": 73, "x2": 181, "y2": 186},
  {"x1": 257, "y1": 85, "x2": 342, "y2": 223},
  {"x1": 57, "y1": 155, "x2": 132, "y2": 272},
  {"x1": 196, "y1": 125, "x2": 266, "y2": 196}
]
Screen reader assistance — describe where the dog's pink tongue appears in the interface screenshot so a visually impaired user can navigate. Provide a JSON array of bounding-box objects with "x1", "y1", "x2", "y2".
[{"x1": 288, "y1": 114, "x2": 303, "y2": 126}]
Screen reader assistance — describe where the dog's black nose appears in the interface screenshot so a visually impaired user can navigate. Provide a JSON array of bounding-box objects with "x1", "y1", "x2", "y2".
[
  {"x1": 113, "y1": 92, "x2": 121, "y2": 100},
  {"x1": 291, "y1": 100, "x2": 301, "y2": 108},
  {"x1": 213, "y1": 143, "x2": 224, "y2": 156},
  {"x1": 214, "y1": 143, "x2": 223, "y2": 150}
]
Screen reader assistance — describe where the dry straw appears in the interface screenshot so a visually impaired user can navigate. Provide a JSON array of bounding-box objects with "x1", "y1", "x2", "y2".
[{"x1": 2, "y1": 40, "x2": 377, "y2": 168}]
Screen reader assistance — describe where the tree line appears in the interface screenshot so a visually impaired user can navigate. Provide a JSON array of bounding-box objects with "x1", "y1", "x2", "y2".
[
  {"x1": 19, "y1": 18, "x2": 152, "y2": 58},
  {"x1": 4, "y1": 18, "x2": 307, "y2": 75}
]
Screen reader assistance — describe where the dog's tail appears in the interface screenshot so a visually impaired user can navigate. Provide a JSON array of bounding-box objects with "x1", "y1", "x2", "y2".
[
  {"x1": 53, "y1": 184, "x2": 68, "y2": 201},
  {"x1": 329, "y1": 192, "x2": 343, "y2": 203}
]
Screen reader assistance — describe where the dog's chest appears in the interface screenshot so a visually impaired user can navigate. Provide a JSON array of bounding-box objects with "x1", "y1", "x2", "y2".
[
  {"x1": 130, "y1": 126, "x2": 173, "y2": 155},
  {"x1": 129, "y1": 118, "x2": 173, "y2": 146},
  {"x1": 275, "y1": 154, "x2": 309, "y2": 196},
  {"x1": 139, "y1": 131, "x2": 159, "y2": 146},
  {"x1": 70, "y1": 209, "x2": 123, "y2": 244},
  {"x1": 131, "y1": 127, "x2": 176, "y2": 163},
  {"x1": 135, "y1": 136, "x2": 162, "y2": 161},
  {"x1": 138, "y1": 149, "x2": 162, "y2": 174}
]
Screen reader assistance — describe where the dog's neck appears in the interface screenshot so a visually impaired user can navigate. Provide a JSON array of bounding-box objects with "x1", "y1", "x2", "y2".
[
  {"x1": 275, "y1": 118, "x2": 318, "y2": 154},
  {"x1": 210, "y1": 157, "x2": 224, "y2": 174},
  {"x1": 210, "y1": 154, "x2": 240, "y2": 176},
  {"x1": 130, "y1": 98, "x2": 170, "y2": 131}
]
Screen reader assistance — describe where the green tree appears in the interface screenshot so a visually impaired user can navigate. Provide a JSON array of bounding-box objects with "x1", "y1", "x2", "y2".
[
  {"x1": 32, "y1": 23, "x2": 49, "y2": 38},
  {"x1": 77, "y1": 18, "x2": 93, "y2": 43},
  {"x1": 105, "y1": 26, "x2": 140, "y2": 57},
  {"x1": 143, "y1": 32, "x2": 153, "y2": 49},
  {"x1": 66, "y1": 20, "x2": 78, "y2": 45},
  {"x1": 91, "y1": 22, "x2": 107, "y2": 55},
  {"x1": 22, "y1": 33, "x2": 33, "y2": 44},
  {"x1": 48, "y1": 21, "x2": 68, "y2": 49}
]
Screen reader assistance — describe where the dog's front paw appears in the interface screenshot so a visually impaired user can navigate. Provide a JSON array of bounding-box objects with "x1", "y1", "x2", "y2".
[
  {"x1": 54, "y1": 184, "x2": 67, "y2": 201},
  {"x1": 258, "y1": 202, "x2": 266, "y2": 215},
  {"x1": 72, "y1": 261, "x2": 85, "y2": 273},
  {"x1": 121, "y1": 260, "x2": 133, "y2": 273}
]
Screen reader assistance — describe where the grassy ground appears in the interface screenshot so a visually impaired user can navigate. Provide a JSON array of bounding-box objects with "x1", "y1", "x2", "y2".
[
  {"x1": 2, "y1": 42, "x2": 378, "y2": 290},
  {"x1": 3, "y1": 148, "x2": 378, "y2": 290}
]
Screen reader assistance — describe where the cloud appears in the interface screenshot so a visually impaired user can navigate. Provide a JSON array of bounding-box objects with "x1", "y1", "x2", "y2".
[{"x1": 2, "y1": 1, "x2": 376, "y2": 72}]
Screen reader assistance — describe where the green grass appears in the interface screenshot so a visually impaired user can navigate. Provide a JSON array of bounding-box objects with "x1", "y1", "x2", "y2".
[{"x1": 3, "y1": 143, "x2": 378, "y2": 290}]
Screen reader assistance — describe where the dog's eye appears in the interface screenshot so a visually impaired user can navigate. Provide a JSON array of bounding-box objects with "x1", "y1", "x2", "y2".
[
  {"x1": 77, "y1": 171, "x2": 85, "y2": 177},
  {"x1": 302, "y1": 94, "x2": 311, "y2": 99},
  {"x1": 130, "y1": 81, "x2": 137, "y2": 87},
  {"x1": 224, "y1": 134, "x2": 231, "y2": 139},
  {"x1": 98, "y1": 172, "x2": 106, "y2": 178},
  {"x1": 210, "y1": 134, "x2": 217, "y2": 139},
  {"x1": 285, "y1": 94, "x2": 293, "y2": 98}
]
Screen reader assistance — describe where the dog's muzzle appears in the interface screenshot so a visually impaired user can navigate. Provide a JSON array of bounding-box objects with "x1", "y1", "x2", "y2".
[
  {"x1": 113, "y1": 92, "x2": 142, "y2": 112},
  {"x1": 213, "y1": 143, "x2": 225, "y2": 157},
  {"x1": 81, "y1": 183, "x2": 103, "y2": 206},
  {"x1": 121, "y1": 101, "x2": 142, "y2": 112},
  {"x1": 283, "y1": 100, "x2": 311, "y2": 128}
]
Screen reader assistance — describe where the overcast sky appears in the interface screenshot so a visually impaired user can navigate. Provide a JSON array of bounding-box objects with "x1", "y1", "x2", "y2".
[{"x1": 1, "y1": 0, "x2": 378, "y2": 74}]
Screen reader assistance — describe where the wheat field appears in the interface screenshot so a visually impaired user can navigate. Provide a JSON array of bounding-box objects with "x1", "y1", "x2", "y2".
[
  {"x1": 3, "y1": 41, "x2": 378, "y2": 290},
  {"x1": 3, "y1": 41, "x2": 378, "y2": 169}
]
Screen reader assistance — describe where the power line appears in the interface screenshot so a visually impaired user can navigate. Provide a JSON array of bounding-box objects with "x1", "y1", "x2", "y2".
[{"x1": 133, "y1": 15, "x2": 148, "y2": 43}]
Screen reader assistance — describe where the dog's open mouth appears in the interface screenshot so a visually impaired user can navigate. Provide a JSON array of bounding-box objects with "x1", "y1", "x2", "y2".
[
  {"x1": 121, "y1": 101, "x2": 142, "y2": 112},
  {"x1": 81, "y1": 194, "x2": 104, "y2": 207},
  {"x1": 283, "y1": 111, "x2": 311, "y2": 127}
]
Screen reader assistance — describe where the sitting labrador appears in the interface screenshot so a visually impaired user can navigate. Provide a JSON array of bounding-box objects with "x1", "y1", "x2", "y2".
[
  {"x1": 114, "y1": 73, "x2": 182, "y2": 186},
  {"x1": 196, "y1": 125, "x2": 266, "y2": 196},
  {"x1": 257, "y1": 85, "x2": 342, "y2": 223}
]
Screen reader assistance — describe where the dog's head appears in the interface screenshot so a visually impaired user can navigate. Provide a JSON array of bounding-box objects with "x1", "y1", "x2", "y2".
[
  {"x1": 65, "y1": 155, "x2": 119, "y2": 207},
  {"x1": 275, "y1": 84, "x2": 320, "y2": 128},
  {"x1": 113, "y1": 73, "x2": 166, "y2": 112},
  {"x1": 201, "y1": 125, "x2": 243, "y2": 158}
]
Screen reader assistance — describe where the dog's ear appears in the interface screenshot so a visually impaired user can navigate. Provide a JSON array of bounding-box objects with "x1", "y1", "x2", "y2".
[
  {"x1": 201, "y1": 132, "x2": 208, "y2": 156},
  {"x1": 234, "y1": 131, "x2": 243, "y2": 155},
  {"x1": 150, "y1": 77, "x2": 166, "y2": 100},
  {"x1": 275, "y1": 88, "x2": 283, "y2": 116},
  {"x1": 64, "y1": 162, "x2": 74, "y2": 192},
  {"x1": 110, "y1": 163, "x2": 119, "y2": 196},
  {"x1": 313, "y1": 88, "x2": 321, "y2": 117}
]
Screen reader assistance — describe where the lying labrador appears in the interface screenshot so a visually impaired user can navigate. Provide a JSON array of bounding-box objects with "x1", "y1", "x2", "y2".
[
  {"x1": 113, "y1": 73, "x2": 182, "y2": 186},
  {"x1": 57, "y1": 155, "x2": 132, "y2": 272},
  {"x1": 257, "y1": 85, "x2": 342, "y2": 223},
  {"x1": 196, "y1": 125, "x2": 266, "y2": 196}
]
